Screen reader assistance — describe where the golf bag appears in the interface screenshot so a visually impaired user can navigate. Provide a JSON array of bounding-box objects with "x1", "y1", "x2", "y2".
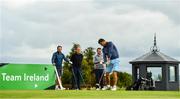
[{"x1": 126, "y1": 72, "x2": 155, "y2": 90}]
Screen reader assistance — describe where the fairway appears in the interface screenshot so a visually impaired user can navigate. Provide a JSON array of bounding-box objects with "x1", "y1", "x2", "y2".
[{"x1": 0, "y1": 90, "x2": 179, "y2": 99}]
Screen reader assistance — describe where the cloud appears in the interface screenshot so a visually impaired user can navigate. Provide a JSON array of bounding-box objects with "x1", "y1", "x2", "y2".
[
  {"x1": 0, "y1": 0, "x2": 180, "y2": 73},
  {"x1": 94, "y1": 0, "x2": 180, "y2": 24},
  {"x1": 1, "y1": 0, "x2": 36, "y2": 9}
]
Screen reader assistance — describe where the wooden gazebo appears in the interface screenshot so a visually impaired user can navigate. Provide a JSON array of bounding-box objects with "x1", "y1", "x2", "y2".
[{"x1": 130, "y1": 35, "x2": 180, "y2": 90}]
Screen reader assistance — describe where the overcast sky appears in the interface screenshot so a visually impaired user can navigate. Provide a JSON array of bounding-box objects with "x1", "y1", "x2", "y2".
[{"x1": 0, "y1": 0, "x2": 180, "y2": 73}]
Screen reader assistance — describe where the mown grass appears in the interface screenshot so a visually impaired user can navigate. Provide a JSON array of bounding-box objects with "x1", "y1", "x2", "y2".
[{"x1": 0, "y1": 90, "x2": 180, "y2": 99}]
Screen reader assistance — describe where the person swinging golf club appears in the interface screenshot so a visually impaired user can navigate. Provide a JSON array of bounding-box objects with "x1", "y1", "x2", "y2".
[
  {"x1": 98, "y1": 38, "x2": 120, "y2": 91},
  {"x1": 51, "y1": 45, "x2": 69, "y2": 90},
  {"x1": 70, "y1": 44, "x2": 83, "y2": 90}
]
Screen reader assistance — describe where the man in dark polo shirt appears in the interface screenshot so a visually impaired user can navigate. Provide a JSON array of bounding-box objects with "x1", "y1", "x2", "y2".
[{"x1": 98, "y1": 38, "x2": 120, "y2": 91}]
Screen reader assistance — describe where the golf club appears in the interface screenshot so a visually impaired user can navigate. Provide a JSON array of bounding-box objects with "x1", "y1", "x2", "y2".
[
  {"x1": 97, "y1": 63, "x2": 106, "y2": 89},
  {"x1": 98, "y1": 69, "x2": 106, "y2": 88},
  {"x1": 77, "y1": 69, "x2": 87, "y2": 89},
  {"x1": 54, "y1": 66, "x2": 64, "y2": 90},
  {"x1": 71, "y1": 66, "x2": 78, "y2": 89},
  {"x1": 68, "y1": 62, "x2": 88, "y2": 90},
  {"x1": 68, "y1": 62, "x2": 79, "y2": 90}
]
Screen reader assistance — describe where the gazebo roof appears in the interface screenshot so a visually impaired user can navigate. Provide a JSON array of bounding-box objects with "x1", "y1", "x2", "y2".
[
  {"x1": 130, "y1": 34, "x2": 180, "y2": 64},
  {"x1": 130, "y1": 51, "x2": 180, "y2": 64}
]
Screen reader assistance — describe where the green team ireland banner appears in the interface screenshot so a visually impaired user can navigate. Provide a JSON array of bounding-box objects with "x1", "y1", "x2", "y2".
[{"x1": 0, "y1": 63, "x2": 55, "y2": 90}]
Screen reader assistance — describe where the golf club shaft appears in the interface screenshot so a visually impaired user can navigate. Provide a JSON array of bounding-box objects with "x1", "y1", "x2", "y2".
[
  {"x1": 98, "y1": 69, "x2": 105, "y2": 85},
  {"x1": 78, "y1": 69, "x2": 87, "y2": 87},
  {"x1": 54, "y1": 66, "x2": 62, "y2": 88},
  {"x1": 69, "y1": 62, "x2": 87, "y2": 89},
  {"x1": 71, "y1": 67, "x2": 78, "y2": 89}
]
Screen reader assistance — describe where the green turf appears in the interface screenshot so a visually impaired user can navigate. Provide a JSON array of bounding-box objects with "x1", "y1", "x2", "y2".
[{"x1": 0, "y1": 90, "x2": 179, "y2": 99}]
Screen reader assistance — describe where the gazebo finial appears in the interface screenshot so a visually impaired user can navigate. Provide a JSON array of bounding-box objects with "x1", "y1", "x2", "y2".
[
  {"x1": 151, "y1": 33, "x2": 160, "y2": 52},
  {"x1": 154, "y1": 33, "x2": 157, "y2": 47}
]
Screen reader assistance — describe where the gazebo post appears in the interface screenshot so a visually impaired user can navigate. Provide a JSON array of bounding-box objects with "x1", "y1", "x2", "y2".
[
  {"x1": 132, "y1": 65, "x2": 136, "y2": 82},
  {"x1": 176, "y1": 65, "x2": 179, "y2": 91},
  {"x1": 163, "y1": 64, "x2": 169, "y2": 90}
]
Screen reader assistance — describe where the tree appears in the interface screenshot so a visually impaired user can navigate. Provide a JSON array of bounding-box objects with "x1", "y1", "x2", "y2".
[
  {"x1": 117, "y1": 72, "x2": 132, "y2": 88},
  {"x1": 82, "y1": 47, "x2": 96, "y2": 86}
]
